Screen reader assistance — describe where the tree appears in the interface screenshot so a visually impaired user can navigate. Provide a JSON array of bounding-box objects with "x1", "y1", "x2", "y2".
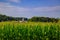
[{"x1": 28, "y1": 16, "x2": 59, "y2": 22}]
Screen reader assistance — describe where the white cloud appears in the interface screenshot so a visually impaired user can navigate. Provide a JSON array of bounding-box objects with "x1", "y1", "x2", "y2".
[
  {"x1": 34, "y1": 6, "x2": 60, "y2": 12},
  {"x1": 0, "y1": 2, "x2": 60, "y2": 18},
  {"x1": 9, "y1": 0, "x2": 20, "y2": 3},
  {"x1": 0, "y1": 2, "x2": 32, "y2": 17}
]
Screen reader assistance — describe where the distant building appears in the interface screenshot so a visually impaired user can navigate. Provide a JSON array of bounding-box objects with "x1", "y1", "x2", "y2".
[{"x1": 19, "y1": 17, "x2": 28, "y2": 22}]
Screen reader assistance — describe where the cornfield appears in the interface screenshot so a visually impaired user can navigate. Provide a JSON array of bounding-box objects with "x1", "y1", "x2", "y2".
[{"x1": 0, "y1": 21, "x2": 60, "y2": 40}]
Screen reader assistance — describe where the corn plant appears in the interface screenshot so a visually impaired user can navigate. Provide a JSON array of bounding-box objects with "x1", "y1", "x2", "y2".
[{"x1": 0, "y1": 22, "x2": 60, "y2": 40}]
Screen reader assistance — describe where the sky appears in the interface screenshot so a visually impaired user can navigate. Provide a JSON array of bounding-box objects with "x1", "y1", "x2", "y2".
[{"x1": 0, "y1": 0, "x2": 60, "y2": 18}]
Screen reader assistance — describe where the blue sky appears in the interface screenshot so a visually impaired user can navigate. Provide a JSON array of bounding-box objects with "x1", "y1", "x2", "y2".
[{"x1": 0, "y1": 0, "x2": 60, "y2": 18}]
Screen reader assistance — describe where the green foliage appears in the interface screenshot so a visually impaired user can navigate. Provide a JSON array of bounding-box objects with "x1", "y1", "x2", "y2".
[
  {"x1": 0, "y1": 22, "x2": 60, "y2": 40},
  {"x1": 0, "y1": 14, "x2": 28, "y2": 22},
  {"x1": 0, "y1": 14, "x2": 59, "y2": 22},
  {"x1": 29, "y1": 16, "x2": 59, "y2": 22}
]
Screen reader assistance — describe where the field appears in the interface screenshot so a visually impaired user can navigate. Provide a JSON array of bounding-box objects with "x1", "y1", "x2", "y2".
[{"x1": 0, "y1": 21, "x2": 60, "y2": 40}]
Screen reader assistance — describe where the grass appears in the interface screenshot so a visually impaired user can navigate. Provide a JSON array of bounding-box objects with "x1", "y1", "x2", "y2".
[{"x1": 0, "y1": 21, "x2": 60, "y2": 40}]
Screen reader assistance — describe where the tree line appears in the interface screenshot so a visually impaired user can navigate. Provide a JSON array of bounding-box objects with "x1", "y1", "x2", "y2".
[
  {"x1": 0, "y1": 14, "x2": 59, "y2": 22},
  {"x1": 28, "y1": 17, "x2": 59, "y2": 23},
  {"x1": 0, "y1": 14, "x2": 27, "y2": 22}
]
